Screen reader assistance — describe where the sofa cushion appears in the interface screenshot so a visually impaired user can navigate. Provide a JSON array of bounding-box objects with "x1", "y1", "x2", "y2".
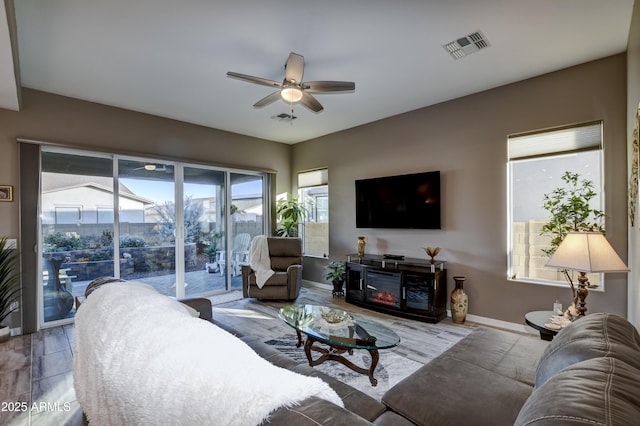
[
  {"x1": 292, "y1": 364, "x2": 387, "y2": 422},
  {"x1": 383, "y1": 354, "x2": 534, "y2": 426},
  {"x1": 241, "y1": 336, "x2": 386, "y2": 422},
  {"x1": 516, "y1": 357, "x2": 640, "y2": 425},
  {"x1": 535, "y1": 313, "x2": 640, "y2": 387},
  {"x1": 263, "y1": 396, "x2": 373, "y2": 425},
  {"x1": 444, "y1": 327, "x2": 547, "y2": 386}
]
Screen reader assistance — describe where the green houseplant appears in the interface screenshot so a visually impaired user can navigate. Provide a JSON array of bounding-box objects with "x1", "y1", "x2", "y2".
[
  {"x1": 275, "y1": 193, "x2": 307, "y2": 237},
  {"x1": 0, "y1": 237, "x2": 20, "y2": 342},
  {"x1": 325, "y1": 261, "x2": 346, "y2": 295},
  {"x1": 540, "y1": 171, "x2": 605, "y2": 310}
]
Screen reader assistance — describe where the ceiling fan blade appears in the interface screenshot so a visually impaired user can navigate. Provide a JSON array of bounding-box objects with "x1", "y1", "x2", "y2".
[
  {"x1": 300, "y1": 92, "x2": 323, "y2": 112},
  {"x1": 253, "y1": 91, "x2": 282, "y2": 108},
  {"x1": 284, "y1": 52, "x2": 304, "y2": 84},
  {"x1": 303, "y1": 81, "x2": 355, "y2": 93},
  {"x1": 226, "y1": 72, "x2": 282, "y2": 88}
]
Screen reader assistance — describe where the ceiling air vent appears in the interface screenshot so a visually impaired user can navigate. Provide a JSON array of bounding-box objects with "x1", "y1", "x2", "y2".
[{"x1": 443, "y1": 31, "x2": 490, "y2": 60}]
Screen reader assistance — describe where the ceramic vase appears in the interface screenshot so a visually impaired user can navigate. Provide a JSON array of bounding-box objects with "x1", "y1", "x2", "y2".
[
  {"x1": 451, "y1": 276, "x2": 468, "y2": 324},
  {"x1": 357, "y1": 236, "x2": 367, "y2": 257}
]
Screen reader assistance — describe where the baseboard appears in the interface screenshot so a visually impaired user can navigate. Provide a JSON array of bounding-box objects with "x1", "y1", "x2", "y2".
[
  {"x1": 303, "y1": 280, "x2": 538, "y2": 337},
  {"x1": 456, "y1": 311, "x2": 536, "y2": 335},
  {"x1": 10, "y1": 327, "x2": 21, "y2": 336}
]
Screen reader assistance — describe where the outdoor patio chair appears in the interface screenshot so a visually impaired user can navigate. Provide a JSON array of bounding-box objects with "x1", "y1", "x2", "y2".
[{"x1": 216, "y1": 233, "x2": 251, "y2": 276}]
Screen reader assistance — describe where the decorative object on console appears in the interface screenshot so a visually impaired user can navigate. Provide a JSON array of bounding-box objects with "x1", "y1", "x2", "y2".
[
  {"x1": 450, "y1": 276, "x2": 468, "y2": 324},
  {"x1": 324, "y1": 261, "x2": 346, "y2": 296},
  {"x1": 545, "y1": 232, "x2": 628, "y2": 317},
  {"x1": 423, "y1": 246, "x2": 440, "y2": 263},
  {"x1": 357, "y1": 236, "x2": 367, "y2": 257}
]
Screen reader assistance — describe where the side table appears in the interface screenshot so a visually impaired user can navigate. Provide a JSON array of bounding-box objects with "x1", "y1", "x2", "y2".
[{"x1": 525, "y1": 310, "x2": 560, "y2": 341}]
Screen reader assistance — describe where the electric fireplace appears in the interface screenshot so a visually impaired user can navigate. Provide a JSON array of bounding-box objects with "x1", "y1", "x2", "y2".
[
  {"x1": 345, "y1": 254, "x2": 447, "y2": 323},
  {"x1": 366, "y1": 270, "x2": 401, "y2": 309}
]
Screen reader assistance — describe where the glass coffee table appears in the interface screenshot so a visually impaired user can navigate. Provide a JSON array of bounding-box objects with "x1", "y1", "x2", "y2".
[{"x1": 279, "y1": 304, "x2": 400, "y2": 386}]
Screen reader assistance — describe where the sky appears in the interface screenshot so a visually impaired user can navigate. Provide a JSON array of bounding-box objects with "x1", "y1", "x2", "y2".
[{"x1": 121, "y1": 178, "x2": 262, "y2": 204}]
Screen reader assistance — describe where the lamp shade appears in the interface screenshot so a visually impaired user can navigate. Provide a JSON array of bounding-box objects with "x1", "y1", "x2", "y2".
[{"x1": 545, "y1": 232, "x2": 628, "y2": 273}]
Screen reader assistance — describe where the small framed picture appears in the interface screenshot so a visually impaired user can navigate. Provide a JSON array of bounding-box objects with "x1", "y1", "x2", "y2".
[{"x1": 0, "y1": 185, "x2": 13, "y2": 202}]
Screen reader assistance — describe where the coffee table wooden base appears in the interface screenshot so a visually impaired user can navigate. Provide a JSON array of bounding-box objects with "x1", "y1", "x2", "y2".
[{"x1": 295, "y1": 330, "x2": 379, "y2": 386}]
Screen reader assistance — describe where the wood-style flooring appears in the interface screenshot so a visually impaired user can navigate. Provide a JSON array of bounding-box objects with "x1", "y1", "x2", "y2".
[{"x1": 0, "y1": 282, "x2": 490, "y2": 425}]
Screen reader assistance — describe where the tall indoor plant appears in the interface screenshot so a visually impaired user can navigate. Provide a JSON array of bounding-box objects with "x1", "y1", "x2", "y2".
[
  {"x1": 540, "y1": 171, "x2": 605, "y2": 309},
  {"x1": 0, "y1": 237, "x2": 20, "y2": 342},
  {"x1": 275, "y1": 193, "x2": 307, "y2": 237}
]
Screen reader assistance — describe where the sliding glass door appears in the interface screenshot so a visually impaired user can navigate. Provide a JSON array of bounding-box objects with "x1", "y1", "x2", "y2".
[
  {"x1": 40, "y1": 151, "x2": 115, "y2": 323},
  {"x1": 39, "y1": 147, "x2": 267, "y2": 327},
  {"x1": 229, "y1": 173, "x2": 265, "y2": 290},
  {"x1": 183, "y1": 166, "x2": 226, "y2": 297},
  {"x1": 117, "y1": 159, "x2": 177, "y2": 296}
]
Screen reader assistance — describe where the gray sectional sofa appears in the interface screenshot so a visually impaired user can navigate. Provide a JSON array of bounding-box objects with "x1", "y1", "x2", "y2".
[
  {"x1": 75, "y1": 280, "x2": 640, "y2": 425},
  {"x1": 241, "y1": 312, "x2": 640, "y2": 425}
]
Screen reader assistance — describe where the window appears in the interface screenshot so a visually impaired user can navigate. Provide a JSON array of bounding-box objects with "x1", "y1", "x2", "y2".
[
  {"x1": 55, "y1": 206, "x2": 81, "y2": 224},
  {"x1": 38, "y1": 146, "x2": 267, "y2": 327},
  {"x1": 298, "y1": 169, "x2": 329, "y2": 257},
  {"x1": 97, "y1": 207, "x2": 114, "y2": 223},
  {"x1": 508, "y1": 122, "x2": 603, "y2": 285}
]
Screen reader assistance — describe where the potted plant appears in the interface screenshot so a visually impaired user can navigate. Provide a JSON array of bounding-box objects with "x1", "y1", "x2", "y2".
[
  {"x1": 540, "y1": 171, "x2": 605, "y2": 311},
  {"x1": 275, "y1": 193, "x2": 307, "y2": 237},
  {"x1": 325, "y1": 261, "x2": 346, "y2": 296},
  {"x1": 0, "y1": 237, "x2": 20, "y2": 343}
]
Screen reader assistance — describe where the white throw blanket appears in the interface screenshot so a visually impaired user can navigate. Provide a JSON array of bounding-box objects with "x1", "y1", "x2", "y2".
[
  {"x1": 73, "y1": 282, "x2": 342, "y2": 425},
  {"x1": 249, "y1": 235, "x2": 274, "y2": 288}
]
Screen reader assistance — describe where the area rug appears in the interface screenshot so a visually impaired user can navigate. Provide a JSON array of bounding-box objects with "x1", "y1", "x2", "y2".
[
  {"x1": 265, "y1": 334, "x2": 424, "y2": 401},
  {"x1": 208, "y1": 290, "x2": 243, "y2": 306}
]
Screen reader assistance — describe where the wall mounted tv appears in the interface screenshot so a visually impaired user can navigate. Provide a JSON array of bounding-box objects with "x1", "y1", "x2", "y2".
[{"x1": 355, "y1": 171, "x2": 441, "y2": 229}]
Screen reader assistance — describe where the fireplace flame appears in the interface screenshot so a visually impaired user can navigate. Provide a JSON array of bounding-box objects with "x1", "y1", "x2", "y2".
[{"x1": 373, "y1": 291, "x2": 397, "y2": 306}]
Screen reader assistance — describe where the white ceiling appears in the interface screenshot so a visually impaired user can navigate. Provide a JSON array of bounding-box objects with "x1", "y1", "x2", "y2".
[{"x1": 1, "y1": 0, "x2": 635, "y2": 144}]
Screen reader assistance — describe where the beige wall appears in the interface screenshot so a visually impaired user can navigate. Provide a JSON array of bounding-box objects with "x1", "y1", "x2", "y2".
[
  {"x1": 293, "y1": 54, "x2": 628, "y2": 325},
  {"x1": 0, "y1": 55, "x2": 629, "y2": 328},
  {"x1": 0, "y1": 89, "x2": 291, "y2": 330},
  {"x1": 0, "y1": 88, "x2": 291, "y2": 239},
  {"x1": 627, "y1": 2, "x2": 640, "y2": 329}
]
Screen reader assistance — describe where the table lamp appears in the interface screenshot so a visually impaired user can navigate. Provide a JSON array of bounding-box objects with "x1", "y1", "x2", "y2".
[{"x1": 545, "y1": 231, "x2": 628, "y2": 317}]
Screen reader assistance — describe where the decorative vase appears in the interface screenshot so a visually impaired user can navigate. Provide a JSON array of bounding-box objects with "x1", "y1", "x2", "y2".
[
  {"x1": 357, "y1": 236, "x2": 367, "y2": 257},
  {"x1": 450, "y1": 276, "x2": 468, "y2": 324}
]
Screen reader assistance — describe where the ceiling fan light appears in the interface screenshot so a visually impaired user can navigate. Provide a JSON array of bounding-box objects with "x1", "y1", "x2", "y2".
[
  {"x1": 144, "y1": 164, "x2": 156, "y2": 171},
  {"x1": 281, "y1": 87, "x2": 303, "y2": 103}
]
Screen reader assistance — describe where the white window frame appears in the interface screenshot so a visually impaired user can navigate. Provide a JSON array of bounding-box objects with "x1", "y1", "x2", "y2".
[
  {"x1": 507, "y1": 121, "x2": 605, "y2": 288},
  {"x1": 298, "y1": 168, "x2": 329, "y2": 258}
]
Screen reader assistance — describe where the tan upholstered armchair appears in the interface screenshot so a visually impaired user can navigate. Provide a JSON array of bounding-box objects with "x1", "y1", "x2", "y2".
[{"x1": 241, "y1": 237, "x2": 302, "y2": 300}]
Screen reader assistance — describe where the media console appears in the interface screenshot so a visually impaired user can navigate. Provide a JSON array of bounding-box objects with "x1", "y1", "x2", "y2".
[{"x1": 345, "y1": 254, "x2": 447, "y2": 323}]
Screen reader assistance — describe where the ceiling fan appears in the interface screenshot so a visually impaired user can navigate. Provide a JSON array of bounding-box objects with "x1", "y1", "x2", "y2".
[{"x1": 227, "y1": 52, "x2": 355, "y2": 112}]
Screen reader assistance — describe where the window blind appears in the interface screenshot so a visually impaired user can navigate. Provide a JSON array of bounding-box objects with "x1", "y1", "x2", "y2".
[
  {"x1": 298, "y1": 168, "x2": 328, "y2": 188},
  {"x1": 508, "y1": 121, "x2": 602, "y2": 161}
]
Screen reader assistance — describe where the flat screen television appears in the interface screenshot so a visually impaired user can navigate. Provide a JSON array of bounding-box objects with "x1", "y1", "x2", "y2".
[{"x1": 355, "y1": 171, "x2": 441, "y2": 229}]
